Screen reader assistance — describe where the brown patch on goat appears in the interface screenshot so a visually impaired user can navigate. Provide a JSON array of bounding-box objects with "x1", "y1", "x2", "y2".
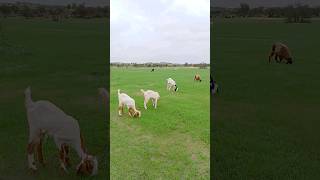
[
  {"x1": 59, "y1": 144, "x2": 71, "y2": 167},
  {"x1": 80, "y1": 133, "x2": 87, "y2": 154},
  {"x1": 128, "y1": 107, "x2": 135, "y2": 117},
  {"x1": 36, "y1": 140, "x2": 45, "y2": 165},
  {"x1": 77, "y1": 159, "x2": 94, "y2": 176},
  {"x1": 118, "y1": 105, "x2": 124, "y2": 116},
  {"x1": 128, "y1": 107, "x2": 140, "y2": 118},
  {"x1": 35, "y1": 130, "x2": 46, "y2": 165},
  {"x1": 194, "y1": 74, "x2": 202, "y2": 82}
]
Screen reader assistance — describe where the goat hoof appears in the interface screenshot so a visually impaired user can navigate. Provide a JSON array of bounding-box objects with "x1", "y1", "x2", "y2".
[
  {"x1": 60, "y1": 167, "x2": 69, "y2": 174},
  {"x1": 28, "y1": 168, "x2": 37, "y2": 175}
]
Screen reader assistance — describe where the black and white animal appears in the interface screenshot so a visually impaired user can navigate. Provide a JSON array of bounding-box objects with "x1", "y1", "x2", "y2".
[
  {"x1": 25, "y1": 87, "x2": 98, "y2": 176},
  {"x1": 166, "y1": 78, "x2": 178, "y2": 92},
  {"x1": 210, "y1": 75, "x2": 219, "y2": 94},
  {"x1": 140, "y1": 89, "x2": 160, "y2": 109},
  {"x1": 118, "y1": 89, "x2": 141, "y2": 118}
]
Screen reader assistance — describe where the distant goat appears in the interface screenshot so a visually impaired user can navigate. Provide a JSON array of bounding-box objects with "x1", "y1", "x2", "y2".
[
  {"x1": 210, "y1": 75, "x2": 219, "y2": 94},
  {"x1": 25, "y1": 87, "x2": 97, "y2": 176},
  {"x1": 194, "y1": 74, "x2": 202, "y2": 82},
  {"x1": 140, "y1": 89, "x2": 160, "y2": 109},
  {"x1": 166, "y1": 78, "x2": 178, "y2": 92},
  {"x1": 151, "y1": 68, "x2": 155, "y2": 72},
  {"x1": 269, "y1": 42, "x2": 293, "y2": 64},
  {"x1": 118, "y1": 89, "x2": 141, "y2": 118}
]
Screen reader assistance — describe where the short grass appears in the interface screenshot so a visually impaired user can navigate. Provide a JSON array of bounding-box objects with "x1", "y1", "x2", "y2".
[
  {"x1": 110, "y1": 67, "x2": 210, "y2": 179},
  {"x1": 212, "y1": 18, "x2": 320, "y2": 179},
  {"x1": 0, "y1": 17, "x2": 108, "y2": 179}
]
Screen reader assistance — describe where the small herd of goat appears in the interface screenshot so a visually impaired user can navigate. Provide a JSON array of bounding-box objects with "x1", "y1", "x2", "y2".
[
  {"x1": 24, "y1": 42, "x2": 289, "y2": 176},
  {"x1": 118, "y1": 74, "x2": 219, "y2": 119},
  {"x1": 117, "y1": 77, "x2": 178, "y2": 118},
  {"x1": 23, "y1": 73, "x2": 216, "y2": 176}
]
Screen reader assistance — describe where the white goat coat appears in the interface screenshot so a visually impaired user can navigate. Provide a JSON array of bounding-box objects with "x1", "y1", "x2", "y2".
[
  {"x1": 142, "y1": 90, "x2": 160, "y2": 99},
  {"x1": 27, "y1": 100, "x2": 85, "y2": 158},
  {"x1": 167, "y1": 78, "x2": 176, "y2": 86},
  {"x1": 118, "y1": 93, "x2": 136, "y2": 109},
  {"x1": 167, "y1": 78, "x2": 178, "y2": 91}
]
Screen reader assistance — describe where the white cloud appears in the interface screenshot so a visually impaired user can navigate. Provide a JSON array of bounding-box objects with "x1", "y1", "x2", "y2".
[{"x1": 111, "y1": 0, "x2": 210, "y2": 63}]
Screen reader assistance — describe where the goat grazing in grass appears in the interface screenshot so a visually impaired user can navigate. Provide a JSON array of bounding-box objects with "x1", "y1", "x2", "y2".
[
  {"x1": 166, "y1": 78, "x2": 178, "y2": 92},
  {"x1": 25, "y1": 87, "x2": 97, "y2": 176},
  {"x1": 118, "y1": 89, "x2": 141, "y2": 118},
  {"x1": 194, "y1": 74, "x2": 202, "y2": 82},
  {"x1": 269, "y1": 42, "x2": 293, "y2": 64}
]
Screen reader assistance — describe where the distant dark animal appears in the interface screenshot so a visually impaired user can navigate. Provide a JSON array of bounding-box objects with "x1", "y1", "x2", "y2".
[
  {"x1": 210, "y1": 75, "x2": 214, "y2": 94},
  {"x1": 210, "y1": 75, "x2": 218, "y2": 94},
  {"x1": 151, "y1": 68, "x2": 155, "y2": 72},
  {"x1": 194, "y1": 74, "x2": 202, "y2": 82},
  {"x1": 269, "y1": 42, "x2": 293, "y2": 64}
]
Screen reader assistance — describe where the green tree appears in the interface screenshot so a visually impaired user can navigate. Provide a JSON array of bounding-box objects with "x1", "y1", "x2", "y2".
[
  {"x1": 0, "y1": 4, "x2": 12, "y2": 18},
  {"x1": 239, "y1": 3, "x2": 250, "y2": 17}
]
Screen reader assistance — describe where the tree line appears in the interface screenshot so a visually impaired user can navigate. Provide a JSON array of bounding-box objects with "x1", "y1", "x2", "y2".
[
  {"x1": 111, "y1": 62, "x2": 209, "y2": 68},
  {"x1": 0, "y1": 2, "x2": 109, "y2": 20},
  {"x1": 211, "y1": 3, "x2": 320, "y2": 23}
]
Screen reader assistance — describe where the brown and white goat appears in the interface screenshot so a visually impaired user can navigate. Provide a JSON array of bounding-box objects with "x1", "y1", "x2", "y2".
[
  {"x1": 118, "y1": 89, "x2": 141, "y2": 118},
  {"x1": 25, "y1": 87, "x2": 97, "y2": 176},
  {"x1": 269, "y1": 42, "x2": 293, "y2": 64},
  {"x1": 194, "y1": 74, "x2": 202, "y2": 82}
]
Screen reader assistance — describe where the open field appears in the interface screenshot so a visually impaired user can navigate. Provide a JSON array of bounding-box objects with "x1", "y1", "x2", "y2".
[
  {"x1": 0, "y1": 17, "x2": 108, "y2": 179},
  {"x1": 212, "y1": 18, "x2": 320, "y2": 179},
  {"x1": 110, "y1": 67, "x2": 210, "y2": 179}
]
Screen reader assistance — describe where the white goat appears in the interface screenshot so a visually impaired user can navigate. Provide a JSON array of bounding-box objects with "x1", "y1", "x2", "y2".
[
  {"x1": 118, "y1": 89, "x2": 141, "y2": 118},
  {"x1": 140, "y1": 89, "x2": 160, "y2": 109},
  {"x1": 166, "y1": 78, "x2": 178, "y2": 92},
  {"x1": 25, "y1": 87, "x2": 98, "y2": 176}
]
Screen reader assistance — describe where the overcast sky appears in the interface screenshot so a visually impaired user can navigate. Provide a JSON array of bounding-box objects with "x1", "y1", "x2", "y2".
[{"x1": 111, "y1": 0, "x2": 210, "y2": 64}]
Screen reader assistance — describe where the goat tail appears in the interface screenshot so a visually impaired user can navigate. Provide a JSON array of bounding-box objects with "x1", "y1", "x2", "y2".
[
  {"x1": 117, "y1": 89, "x2": 121, "y2": 96},
  {"x1": 140, "y1": 89, "x2": 145, "y2": 93},
  {"x1": 24, "y1": 86, "x2": 34, "y2": 108}
]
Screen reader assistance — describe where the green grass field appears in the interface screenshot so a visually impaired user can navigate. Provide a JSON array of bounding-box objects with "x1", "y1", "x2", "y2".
[
  {"x1": 110, "y1": 67, "x2": 210, "y2": 179},
  {"x1": 212, "y1": 18, "x2": 320, "y2": 179},
  {"x1": 0, "y1": 17, "x2": 108, "y2": 179}
]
